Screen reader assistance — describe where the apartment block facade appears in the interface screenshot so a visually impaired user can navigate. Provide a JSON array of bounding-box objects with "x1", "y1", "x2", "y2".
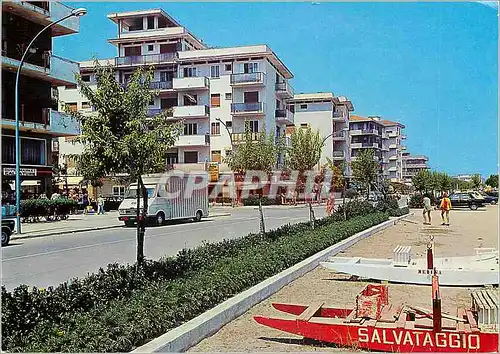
[
  {"x1": 402, "y1": 152, "x2": 429, "y2": 184},
  {"x1": 1, "y1": 1, "x2": 82, "y2": 197},
  {"x1": 289, "y1": 93, "x2": 354, "y2": 175},
  {"x1": 57, "y1": 9, "x2": 295, "y2": 196},
  {"x1": 348, "y1": 115, "x2": 406, "y2": 183}
]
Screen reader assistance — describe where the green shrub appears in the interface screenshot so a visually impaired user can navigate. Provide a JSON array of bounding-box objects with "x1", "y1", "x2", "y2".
[
  {"x1": 20, "y1": 198, "x2": 77, "y2": 220},
  {"x1": 241, "y1": 195, "x2": 277, "y2": 206},
  {"x1": 409, "y1": 194, "x2": 424, "y2": 208},
  {"x1": 7, "y1": 212, "x2": 388, "y2": 352},
  {"x1": 375, "y1": 197, "x2": 399, "y2": 213},
  {"x1": 336, "y1": 200, "x2": 376, "y2": 219}
]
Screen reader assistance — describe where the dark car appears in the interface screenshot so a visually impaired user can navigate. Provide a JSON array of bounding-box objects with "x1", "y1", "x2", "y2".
[
  {"x1": 2, "y1": 219, "x2": 14, "y2": 246},
  {"x1": 437, "y1": 193, "x2": 486, "y2": 210},
  {"x1": 481, "y1": 191, "x2": 498, "y2": 205}
]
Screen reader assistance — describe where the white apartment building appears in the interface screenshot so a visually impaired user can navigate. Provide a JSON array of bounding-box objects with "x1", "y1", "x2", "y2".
[
  {"x1": 58, "y1": 9, "x2": 295, "y2": 186},
  {"x1": 348, "y1": 115, "x2": 406, "y2": 183},
  {"x1": 289, "y1": 93, "x2": 354, "y2": 175},
  {"x1": 402, "y1": 152, "x2": 429, "y2": 184}
]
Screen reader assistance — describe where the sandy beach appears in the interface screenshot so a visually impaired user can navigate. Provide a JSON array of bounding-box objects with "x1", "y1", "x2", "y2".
[{"x1": 190, "y1": 206, "x2": 499, "y2": 352}]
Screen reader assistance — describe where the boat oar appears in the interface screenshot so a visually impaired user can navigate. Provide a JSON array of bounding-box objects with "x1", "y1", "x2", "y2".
[{"x1": 407, "y1": 305, "x2": 466, "y2": 322}]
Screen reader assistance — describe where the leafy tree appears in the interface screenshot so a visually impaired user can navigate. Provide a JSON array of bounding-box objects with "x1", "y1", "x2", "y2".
[
  {"x1": 320, "y1": 157, "x2": 344, "y2": 191},
  {"x1": 485, "y1": 174, "x2": 499, "y2": 188},
  {"x1": 224, "y1": 126, "x2": 281, "y2": 175},
  {"x1": 412, "y1": 170, "x2": 432, "y2": 193},
  {"x1": 470, "y1": 174, "x2": 482, "y2": 190},
  {"x1": 351, "y1": 149, "x2": 379, "y2": 197},
  {"x1": 285, "y1": 126, "x2": 323, "y2": 172},
  {"x1": 67, "y1": 61, "x2": 181, "y2": 264}
]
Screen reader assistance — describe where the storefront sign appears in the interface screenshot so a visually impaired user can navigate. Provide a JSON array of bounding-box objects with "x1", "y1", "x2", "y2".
[
  {"x1": 208, "y1": 163, "x2": 219, "y2": 182},
  {"x1": 3, "y1": 168, "x2": 37, "y2": 177}
]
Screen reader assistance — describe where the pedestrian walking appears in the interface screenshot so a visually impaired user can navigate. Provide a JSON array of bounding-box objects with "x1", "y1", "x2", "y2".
[
  {"x1": 422, "y1": 194, "x2": 432, "y2": 225},
  {"x1": 325, "y1": 191, "x2": 335, "y2": 216},
  {"x1": 439, "y1": 192, "x2": 452, "y2": 226},
  {"x1": 97, "y1": 195, "x2": 105, "y2": 215},
  {"x1": 82, "y1": 192, "x2": 89, "y2": 215}
]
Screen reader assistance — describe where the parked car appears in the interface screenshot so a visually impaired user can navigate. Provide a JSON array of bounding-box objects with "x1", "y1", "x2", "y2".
[
  {"x1": 437, "y1": 193, "x2": 486, "y2": 210},
  {"x1": 480, "y1": 191, "x2": 498, "y2": 205},
  {"x1": 104, "y1": 196, "x2": 123, "y2": 211},
  {"x1": 2, "y1": 219, "x2": 14, "y2": 246}
]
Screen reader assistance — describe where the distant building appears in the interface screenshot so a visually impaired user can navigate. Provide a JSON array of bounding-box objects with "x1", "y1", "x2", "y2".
[
  {"x1": 402, "y1": 152, "x2": 430, "y2": 184},
  {"x1": 454, "y1": 174, "x2": 483, "y2": 183}
]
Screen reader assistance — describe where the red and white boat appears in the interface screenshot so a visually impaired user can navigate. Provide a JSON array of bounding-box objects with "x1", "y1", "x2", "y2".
[{"x1": 254, "y1": 275, "x2": 499, "y2": 352}]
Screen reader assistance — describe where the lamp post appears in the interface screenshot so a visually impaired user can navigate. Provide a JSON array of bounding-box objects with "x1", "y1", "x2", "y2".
[
  {"x1": 215, "y1": 118, "x2": 236, "y2": 207},
  {"x1": 14, "y1": 7, "x2": 87, "y2": 234}
]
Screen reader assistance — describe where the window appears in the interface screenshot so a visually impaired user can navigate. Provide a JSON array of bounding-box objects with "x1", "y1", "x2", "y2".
[
  {"x1": 183, "y1": 94, "x2": 197, "y2": 106},
  {"x1": 166, "y1": 153, "x2": 178, "y2": 165},
  {"x1": 225, "y1": 149, "x2": 232, "y2": 157},
  {"x1": 211, "y1": 94, "x2": 221, "y2": 107},
  {"x1": 184, "y1": 151, "x2": 198, "y2": 163},
  {"x1": 243, "y1": 62, "x2": 258, "y2": 74},
  {"x1": 66, "y1": 103, "x2": 78, "y2": 112},
  {"x1": 246, "y1": 120, "x2": 259, "y2": 133},
  {"x1": 225, "y1": 63, "x2": 232, "y2": 71},
  {"x1": 124, "y1": 46, "x2": 141, "y2": 56},
  {"x1": 149, "y1": 99, "x2": 155, "y2": 106},
  {"x1": 225, "y1": 92, "x2": 232, "y2": 100},
  {"x1": 147, "y1": 44, "x2": 154, "y2": 52},
  {"x1": 81, "y1": 102, "x2": 91, "y2": 109},
  {"x1": 243, "y1": 91, "x2": 259, "y2": 103},
  {"x1": 147, "y1": 16, "x2": 155, "y2": 29},
  {"x1": 211, "y1": 122, "x2": 220, "y2": 135},
  {"x1": 300, "y1": 104, "x2": 308, "y2": 110},
  {"x1": 225, "y1": 121, "x2": 232, "y2": 128},
  {"x1": 211, "y1": 150, "x2": 222, "y2": 163},
  {"x1": 81, "y1": 75, "x2": 90, "y2": 82},
  {"x1": 184, "y1": 123, "x2": 198, "y2": 135},
  {"x1": 183, "y1": 67, "x2": 197, "y2": 78},
  {"x1": 113, "y1": 186, "x2": 125, "y2": 197},
  {"x1": 210, "y1": 65, "x2": 220, "y2": 78},
  {"x1": 1, "y1": 137, "x2": 46, "y2": 165},
  {"x1": 65, "y1": 84, "x2": 77, "y2": 89},
  {"x1": 160, "y1": 71, "x2": 174, "y2": 82}
]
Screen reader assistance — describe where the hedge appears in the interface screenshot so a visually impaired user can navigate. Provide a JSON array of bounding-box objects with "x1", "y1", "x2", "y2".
[
  {"x1": 20, "y1": 198, "x2": 77, "y2": 221},
  {"x1": 2, "y1": 201, "x2": 406, "y2": 352}
]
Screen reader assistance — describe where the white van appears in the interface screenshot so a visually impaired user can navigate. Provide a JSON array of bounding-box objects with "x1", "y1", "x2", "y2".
[{"x1": 118, "y1": 173, "x2": 209, "y2": 227}]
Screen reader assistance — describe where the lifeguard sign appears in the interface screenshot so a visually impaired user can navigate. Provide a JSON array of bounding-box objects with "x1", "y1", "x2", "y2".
[{"x1": 208, "y1": 163, "x2": 219, "y2": 182}]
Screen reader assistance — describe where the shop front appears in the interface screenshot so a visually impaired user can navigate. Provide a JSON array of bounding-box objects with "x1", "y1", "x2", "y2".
[{"x1": 2, "y1": 165, "x2": 53, "y2": 199}]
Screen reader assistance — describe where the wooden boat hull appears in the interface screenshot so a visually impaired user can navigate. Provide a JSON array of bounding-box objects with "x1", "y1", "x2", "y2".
[
  {"x1": 321, "y1": 254, "x2": 499, "y2": 286},
  {"x1": 254, "y1": 314, "x2": 499, "y2": 352}
]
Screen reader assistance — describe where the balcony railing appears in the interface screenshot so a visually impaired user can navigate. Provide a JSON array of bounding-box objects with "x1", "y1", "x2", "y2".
[
  {"x1": 173, "y1": 76, "x2": 209, "y2": 90},
  {"x1": 231, "y1": 102, "x2": 265, "y2": 114},
  {"x1": 275, "y1": 109, "x2": 294, "y2": 124},
  {"x1": 275, "y1": 81, "x2": 294, "y2": 97},
  {"x1": 332, "y1": 151, "x2": 345, "y2": 159},
  {"x1": 150, "y1": 81, "x2": 173, "y2": 90},
  {"x1": 332, "y1": 131, "x2": 346, "y2": 139},
  {"x1": 173, "y1": 105, "x2": 210, "y2": 118},
  {"x1": 333, "y1": 112, "x2": 345, "y2": 120},
  {"x1": 231, "y1": 132, "x2": 260, "y2": 143},
  {"x1": 115, "y1": 52, "x2": 177, "y2": 66},
  {"x1": 230, "y1": 72, "x2": 266, "y2": 85},
  {"x1": 176, "y1": 134, "x2": 210, "y2": 147},
  {"x1": 147, "y1": 108, "x2": 174, "y2": 117}
]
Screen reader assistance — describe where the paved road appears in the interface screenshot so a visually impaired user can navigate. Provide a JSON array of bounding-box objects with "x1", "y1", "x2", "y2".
[{"x1": 2, "y1": 206, "x2": 327, "y2": 290}]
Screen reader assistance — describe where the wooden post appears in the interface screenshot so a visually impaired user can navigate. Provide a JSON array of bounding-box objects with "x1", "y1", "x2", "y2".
[
  {"x1": 426, "y1": 245, "x2": 434, "y2": 270},
  {"x1": 259, "y1": 195, "x2": 265, "y2": 236},
  {"x1": 432, "y1": 275, "x2": 442, "y2": 332},
  {"x1": 309, "y1": 202, "x2": 315, "y2": 230}
]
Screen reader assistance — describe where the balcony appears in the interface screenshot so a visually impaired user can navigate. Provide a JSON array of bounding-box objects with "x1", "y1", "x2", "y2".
[
  {"x1": 275, "y1": 109, "x2": 294, "y2": 125},
  {"x1": 401, "y1": 134, "x2": 407, "y2": 139},
  {"x1": 2, "y1": 53, "x2": 79, "y2": 85},
  {"x1": 401, "y1": 145, "x2": 407, "y2": 150},
  {"x1": 388, "y1": 166, "x2": 398, "y2": 172},
  {"x1": 350, "y1": 129, "x2": 378, "y2": 136},
  {"x1": 351, "y1": 142, "x2": 380, "y2": 149},
  {"x1": 115, "y1": 53, "x2": 177, "y2": 67},
  {"x1": 332, "y1": 131, "x2": 347, "y2": 140},
  {"x1": 150, "y1": 81, "x2": 173, "y2": 90},
  {"x1": 389, "y1": 143, "x2": 398, "y2": 149},
  {"x1": 332, "y1": 151, "x2": 345, "y2": 160},
  {"x1": 388, "y1": 131, "x2": 398, "y2": 138},
  {"x1": 147, "y1": 108, "x2": 174, "y2": 118},
  {"x1": 231, "y1": 132, "x2": 260, "y2": 143},
  {"x1": 230, "y1": 72, "x2": 266, "y2": 86},
  {"x1": 173, "y1": 76, "x2": 209, "y2": 91},
  {"x1": 176, "y1": 134, "x2": 210, "y2": 147},
  {"x1": 1, "y1": 108, "x2": 79, "y2": 136},
  {"x1": 381, "y1": 145, "x2": 389, "y2": 151},
  {"x1": 389, "y1": 155, "x2": 398, "y2": 161},
  {"x1": 4, "y1": 2, "x2": 80, "y2": 35},
  {"x1": 173, "y1": 105, "x2": 210, "y2": 119},
  {"x1": 275, "y1": 81, "x2": 294, "y2": 98},
  {"x1": 171, "y1": 162, "x2": 208, "y2": 173},
  {"x1": 332, "y1": 112, "x2": 346, "y2": 122},
  {"x1": 231, "y1": 102, "x2": 265, "y2": 116}
]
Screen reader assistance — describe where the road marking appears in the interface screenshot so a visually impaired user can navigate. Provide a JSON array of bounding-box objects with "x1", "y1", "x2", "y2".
[{"x1": 4, "y1": 214, "x2": 312, "y2": 261}]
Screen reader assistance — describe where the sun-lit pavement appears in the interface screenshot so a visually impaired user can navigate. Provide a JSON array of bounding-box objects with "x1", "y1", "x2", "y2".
[{"x1": 2, "y1": 205, "x2": 327, "y2": 290}]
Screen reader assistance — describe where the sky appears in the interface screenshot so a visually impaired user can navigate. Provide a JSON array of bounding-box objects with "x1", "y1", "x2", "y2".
[{"x1": 54, "y1": 1, "x2": 499, "y2": 178}]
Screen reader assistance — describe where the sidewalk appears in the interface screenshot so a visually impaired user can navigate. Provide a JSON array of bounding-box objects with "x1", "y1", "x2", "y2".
[{"x1": 13, "y1": 210, "x2": 231, "y2": 240}]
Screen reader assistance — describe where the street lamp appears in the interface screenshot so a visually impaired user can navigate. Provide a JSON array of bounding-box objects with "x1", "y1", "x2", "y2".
[
  {"x1": 14, "y1": 7, "x2": 87, "y2": 234},
  {"x1": 215, "y1": 118, "x2": 236, "y2": 207}
]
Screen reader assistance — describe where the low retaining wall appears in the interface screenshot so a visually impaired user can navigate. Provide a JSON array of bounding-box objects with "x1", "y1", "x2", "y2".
[{"x1": 132, "y1": 213, "x2": 410, "y2": 353}]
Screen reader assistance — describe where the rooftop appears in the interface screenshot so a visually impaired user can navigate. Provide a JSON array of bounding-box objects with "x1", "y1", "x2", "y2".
[
  {"x1": 107, "y1": 9, "x2": 181, "y2": 27},
  {"x1": 291, "y1": 92, "x2": 335, "y2": 103}
]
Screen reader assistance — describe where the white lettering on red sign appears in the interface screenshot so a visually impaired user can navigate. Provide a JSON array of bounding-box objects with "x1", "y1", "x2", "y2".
[{"x1": 357, "y1": 328, "x2": 480, "y2": 350}]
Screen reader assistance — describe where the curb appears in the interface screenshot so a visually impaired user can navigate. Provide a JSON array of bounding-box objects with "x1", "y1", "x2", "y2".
[
  {"x1": 132, "y1": 213, "x2": 410, "y2": 353},
  {"x1": 12, "y1": 213, "x2": 232, "y2": 241}
]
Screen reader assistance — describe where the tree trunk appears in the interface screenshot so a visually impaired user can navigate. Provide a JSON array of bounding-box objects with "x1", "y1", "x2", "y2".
[{"x1": 136, "y1": 175, "x2": 147, "y2": 265}]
